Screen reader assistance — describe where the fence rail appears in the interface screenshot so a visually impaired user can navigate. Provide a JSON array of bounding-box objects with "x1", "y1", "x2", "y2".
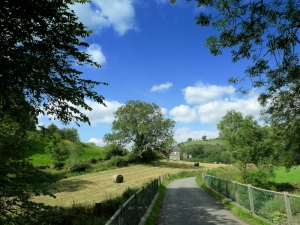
[
  {"x1": 204, "y1": 175, "x2": 300, "y2": 225},
  {"x1": 106, "y1": 178, "x2": 159, "y2": 225}
]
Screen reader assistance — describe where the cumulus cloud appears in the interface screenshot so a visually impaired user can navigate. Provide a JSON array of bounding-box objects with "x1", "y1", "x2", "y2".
[
  {"x1": 86, "y1": 44, "x2": 106, "y2": 65},
  {"x1": 69, "y1": 0, "x2": 136, "y2": 35},
  {"x1": 88, "y1": 138, "x2": 104, "y2": 146},
  {"x1": 174, "y1": 127, "x2": 218, "y2": 143},
  {"x1": 37, "y1": 99, "x2": 123, "y2": 126},
  {"x1": 76, "y1": 99, "x2": 123, "y2": 125},
  {"x1": 160, "y1": 107, "x2": 168, "y2": 115},
  {"x1": 197, "y1": 92, "x2": 261, "y2": 124},
  {"x1": 169, "y1": 105, "x2": 197, "y2": 123},
  {"x1": 150, "y1": 82, "x2": 173, "y2": 92},
  {"x1": 182, "y1": 82, "x2": 236, "y2": 104},
  {"x1": 172, "y1": 81, "x2": 262, "y2": 126}
]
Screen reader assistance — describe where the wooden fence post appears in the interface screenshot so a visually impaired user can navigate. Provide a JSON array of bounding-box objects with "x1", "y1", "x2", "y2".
[
  {"x1": 248, "y1": 184, "x2": 255, "y2": 214},
  {"x1": 283, "y1": 192, "x2": 293, "y2": 225},
  {"x1": 234, "y1": 182, "x2": 239, "y2": 205}
]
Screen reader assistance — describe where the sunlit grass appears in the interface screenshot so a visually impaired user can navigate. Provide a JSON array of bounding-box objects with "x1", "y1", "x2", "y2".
[
  {"x1": 183, "y1": 139, "x2": 224, "y2": 146},
  {"x1": 28, "y1": 142, "x2": 105, "y2": 166},
  {"x1": 272, "y1": 166, "x2": 300, "y2": 183}
]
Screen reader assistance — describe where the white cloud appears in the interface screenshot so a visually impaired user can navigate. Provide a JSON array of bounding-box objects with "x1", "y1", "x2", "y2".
[
  {"x1": 77, "y1": 99, "x2": 123, "y2": 125},
  {"x1": 169, "y1": 105, "x2": 197, "y2": 123},
  {"x1": 150, "y1": 82, "x2": 173, "y2": 92},
  {"x1": 182, "y1": 82, "x2": 236, "y2": 104},
  {"x1": 174, "y1": 127, "x2": 218, "y2": 143},
  {"x1": 37, "y1": 99, "x2": 123, "y2": 126},
  {"x1": 69, "y1": 0, "x2": 136, "y2": 35},
  {"x1": 88, "y1": 138, "x2": 104, "y2": 146},
  {"x1": 173, "y1": 82, "x2": 262, "y2": 126},
  {"x1": 197, "y1": 93, "x2": 261, "y2": 124},
  {"x1": 160, "y1": 107, "x2": 168, "y2": 115},
  {"x1": 86, "y1": 44, "x2": 106, "y2": 65}
]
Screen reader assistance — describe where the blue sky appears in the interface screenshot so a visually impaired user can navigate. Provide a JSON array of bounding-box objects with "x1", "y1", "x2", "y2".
[{"x1": 38, "y1": 0, "x2": 262, "y2": 145}]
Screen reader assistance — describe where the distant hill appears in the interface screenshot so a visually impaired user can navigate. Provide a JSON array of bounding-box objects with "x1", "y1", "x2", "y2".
[
  {"x1": 29, "y1": 142, "x2": 105, "y2": 165},
  {"x1": 181, "y1": 139, "x2": 224, "y2": 146},
  {"x1": 176, "y1": 139, "x2": 230, "y2": 163}
]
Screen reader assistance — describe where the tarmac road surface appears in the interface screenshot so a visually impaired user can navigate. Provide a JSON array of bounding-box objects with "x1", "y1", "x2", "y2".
[{"x1": 156, "y1": 177, "x2": 248, "y2": 225}]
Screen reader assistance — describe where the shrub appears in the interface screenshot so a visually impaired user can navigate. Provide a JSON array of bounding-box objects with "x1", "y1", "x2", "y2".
[
  {"x1": 107, "y1": 156, "x2": 128, "y2": 167},
  {"x1": 140, "y1": 150, "x2": 162, "y2": 163},
  {"x1": 126, "y1": 151, "x2": 138, "y2": 164},
  {"x1": 247, "y1": 166, "x2": 275, "y2": 188},
  {"x1": 103, "y1": 144, "x2": 125, "y2": 159},
  {"x1": 88, "y1": 157, "x2": 97, "y2": 164},
  {"x1": 65, "y1": 159, "x2": 90, "y2": 172}
]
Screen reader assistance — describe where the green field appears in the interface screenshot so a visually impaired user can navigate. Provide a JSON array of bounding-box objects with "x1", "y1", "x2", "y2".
[
  {"x1": 182, "y1": 139, "x2": 224, "y2": 146},
  {"x1": 29, "y1": 142, "x2": 105, "y2": 166},
  {"x1": 273, "y1": 166, "x2": 300, "y2": 183}
]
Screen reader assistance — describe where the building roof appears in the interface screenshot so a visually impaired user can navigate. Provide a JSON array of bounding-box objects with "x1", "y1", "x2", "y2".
[{"x1": 171, "y1": 147, "x2": 180, "y2": 152}]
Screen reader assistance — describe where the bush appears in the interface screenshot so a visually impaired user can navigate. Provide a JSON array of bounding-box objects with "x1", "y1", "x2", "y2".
[
  {"x1": 107, "y1": 156, "x2": 128, "y2": 167},
  {"x1": 140, "y1": 150, "x2": 162, "y2": 163},
  {"x1": 88, "y1": 157, "x2": 97, "y2": 164},
  {"x1": 104, "y1": 144, "x2": 125, "y2": 159},
  {"x1": 247, "y1": 166, "x2": 275, "y2": 188},
  {"x1": 65, "y1": 159, "x2": 90, "y2": 172}
]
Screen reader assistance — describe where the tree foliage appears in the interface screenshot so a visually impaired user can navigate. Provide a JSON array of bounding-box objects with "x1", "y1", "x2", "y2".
[
  {"x1": 1, "y1": 0, "x2": 108, "y2": 125},
  {"x1": 187, "y1": 138, "x2": 193, "y2": 142},
  {"x1": 217, "y1": 110, "x2": 273, "y2": 183},
  {"x1": 108, "y1": 100, "x2": 176, "y2": 161},
  {"x1": 181, "y1": 145, "x2": 204, "y2": 158},
  {"x1": 45, "y1": 133, "x2": 70, "y2": 169},
  {"x1": 1, "y1": 0, "x2": 107, "y2": 223},
  {"x1": 171, "y1": 0, "x2": 300, "y2": 96},
  {"x1": 171, "y1": 0, "x2": 300, "y2": 167},
  {"x1": 0, "y1": 117, "x2": 60, "y2": 224}
]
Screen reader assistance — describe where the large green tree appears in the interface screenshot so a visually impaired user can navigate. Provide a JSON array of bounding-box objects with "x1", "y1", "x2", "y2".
[
  {"x1": 1, "y1": 0, "x2": 107, "y2": 223},
  {"x1": 171, "y1": 0, "x2": 300, "y2": 167},
  {"x1": 217, "y1": 111, "x2": 273, "y2": 183},
  {"x1": 108, "y1": 100, "x2": 176, "y2": 161}
]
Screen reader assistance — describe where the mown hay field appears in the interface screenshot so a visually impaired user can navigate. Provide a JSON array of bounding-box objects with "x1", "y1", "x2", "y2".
[{"x1": 33, "y1": 160, "x2": 229, "y2": 207}]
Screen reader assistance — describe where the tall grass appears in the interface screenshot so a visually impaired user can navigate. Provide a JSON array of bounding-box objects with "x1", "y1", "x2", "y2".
[{"x1": 39, "y1": 185, "x2": 146, "y2": 225}]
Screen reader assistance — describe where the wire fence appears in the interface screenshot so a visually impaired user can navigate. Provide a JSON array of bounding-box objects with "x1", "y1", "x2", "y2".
[
  {"x1": 204, "y1": 174, "x2": 300, "y2": 225},
  {"x1": 105, "y1": 178, "x2": 159, "y2": 225}
]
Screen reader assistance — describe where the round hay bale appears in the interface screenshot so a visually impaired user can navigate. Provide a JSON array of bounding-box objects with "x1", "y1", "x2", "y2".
[
  {"x1": 112, "y1": 174, "x2": 123, "y2": 183},
  {"x1": 194, "y1": 162, "x2": 199, "y2": 167}
]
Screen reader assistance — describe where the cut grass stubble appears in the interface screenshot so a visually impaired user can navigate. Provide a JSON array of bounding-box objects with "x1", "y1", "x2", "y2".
[{"x1": 32, "y1": 161, "x2": 226, "y2": 207}]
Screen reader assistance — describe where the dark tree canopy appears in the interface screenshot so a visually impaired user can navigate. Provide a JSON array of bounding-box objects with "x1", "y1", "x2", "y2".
[
  {"x1": 1, "y1": 0, "x2": 107, "y2": 223},
  {"x1": 1, "y1": 0, "x2": 107, "y2": 125}
]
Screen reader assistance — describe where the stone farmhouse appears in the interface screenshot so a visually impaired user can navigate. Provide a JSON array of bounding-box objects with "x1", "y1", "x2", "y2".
[{"x1": 169, "y1": 147, "x2": 180, "y2": 160}]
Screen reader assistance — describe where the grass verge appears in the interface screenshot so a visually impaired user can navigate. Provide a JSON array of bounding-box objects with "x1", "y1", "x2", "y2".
[{"x1": 195, "y1": 175, "x2": 271, "y2": 225}]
